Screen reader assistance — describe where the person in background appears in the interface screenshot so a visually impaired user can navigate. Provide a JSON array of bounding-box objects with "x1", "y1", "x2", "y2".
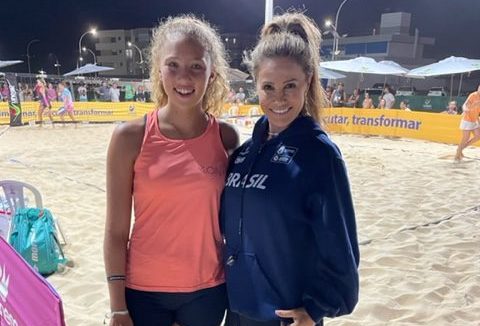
[
  {"x1": 18, "y1": 82, "x2": 25, "y2": 102},
  {"x1": 362, "y1": 92, "x2": 374, "y2": 109},
  {"x1": 57, "y1": 81, "x2": 76, "y2": 125},
  {"x1": 0, "y1": 83, "x2": 9, "y2": 101},
  {"x1": 97, "y1": 82, "x2": 111, "y2": 101},
  {"x1": 382, "y1": 86, "x2": 395, "y2": 109},
  {"x1": 22, "y1": 84, "x2": 34, "y2": 101},
  {"x1": 34, "y1": 78, "x2": 54, "y2": 125},
  {"x1": 227, "y1": 88, "x2": 236, "y2": 103},
  {"x1": 77, "y1": 83, "x2": 88, "y2": 101},
  {"x1": 46, "y1": 82, "x2": 57, "y2": 102},
  {"x1": 455, "y1": 85, "x2": 480, "y2": 160},
  {"x1": 442, "y1": 100, "x2": 458, "y2": 114},
  {"x1": 235, "y1": 87, "x2": 246, "y2": 104},
  {"x1": 222, "y1": 12, "x2": 359, "y2": 326},
  {"x1": 399, "y1": 99, "x2": 411, "y2": 111},
  {"x1": 135, "y1": 85, "x2": 147, "y2": 102},
  {"x1": 378, "y1": 97, "x2": 387, "y2": 109},
  {"x1": 324, "y1": 85, "x2": 333, "y2": 103},
  {"x1": 124, "y1": 84, "x2": 135, "y2": 101},
  {"x1": 346, "y1": 88, "x2": 360, "y2": 108},
  {"x1": 331, "y1": 82, "x2": 347, "y2": 107},
  {"x1": 110, "y1": 83, "x2": 120, "y2": 102},
  {"x1": 104, "y1": 14, "x2": 239, "y2": 326}
]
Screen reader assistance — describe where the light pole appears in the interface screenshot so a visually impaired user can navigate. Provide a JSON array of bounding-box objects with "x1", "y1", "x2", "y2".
[
  {"x1": 26, "y1": 39, "x2": 40, "y2": 76},
  {"x1": 331, "y1": 0, "x2": 351, "y2": 61},
  {"x1": 324, "y1": 20, "x2": 337, "y2": 60},
  {"x1": 49, "y1": 53, "x2": 61, "y2": 76},
  {"x1": 82, "y1": 47, "x2": 97, "y2": 64},
  {"x1": 127, "y1": 41, "x2": 144, "y2": 77},
  {"x1": 78, "y1": 28, "x2": 97, "y2": 67},
  {"x1": 265, "y1": 0, "x2": 273, "y2": 24}
]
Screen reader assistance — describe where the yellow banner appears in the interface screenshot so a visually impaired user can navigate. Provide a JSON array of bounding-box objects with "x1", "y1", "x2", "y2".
[
  {"x1": 1, "y1": 103, "x2": 474, "y2": 147},
  {"x1": 322, "y1": 107, "x2": 467, "y2": 146},
  {"x1": 0, "y1": 101, "x2": 154, "y2": 124},
  {"x1": 219, "y1": 105, "x2": 471, "y2": 147}
]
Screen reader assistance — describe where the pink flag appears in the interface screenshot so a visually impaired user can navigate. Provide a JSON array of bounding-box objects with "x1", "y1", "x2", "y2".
[{"x1": 0, "y1": 237, "x2": 65, "y2": 326}]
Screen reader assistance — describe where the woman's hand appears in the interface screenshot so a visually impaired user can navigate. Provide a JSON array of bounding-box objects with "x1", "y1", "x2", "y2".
[{"x1": 276, "y1": 308, "x2": 315, "y2": 326}]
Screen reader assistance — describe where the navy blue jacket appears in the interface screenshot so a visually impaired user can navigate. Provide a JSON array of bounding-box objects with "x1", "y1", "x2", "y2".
[{"x1": 221, "y1": 115, "x2": 359, "y2": 323}]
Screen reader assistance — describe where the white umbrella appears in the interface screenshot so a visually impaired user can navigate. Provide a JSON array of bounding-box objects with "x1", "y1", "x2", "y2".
[
  {"x1": 406, "y1": 56, "x2": 480, "y2": 97},
  {"x1": 378, "y1": 60, "x2": 409, "y2": 75},
  {"x1": 319, "y1": 67, "x2": 346, "y2": 80},
  {"x1": 406, "y1": 56, "x2": 480, "y2": 77},
  {"x1": 227, "y1": 68, "x2": 249, "y2": 82},
  {"x1": 320, "y1": 56, "x2": 408, "y2": 75},
  {"x1": 0, "y1": 60, "x2": 23, "y2": 69},
  {"x1": 63, "y1": 63, "x2": 114, "y2": 76}
]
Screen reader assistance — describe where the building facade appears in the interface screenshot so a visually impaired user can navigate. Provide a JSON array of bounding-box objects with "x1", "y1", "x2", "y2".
[
  {"x1": 94, "y1": 28, "x2": 151, "y2": 77},
  {"x1": 321, "y1": 12, "x2": 444, "y2": 91}
]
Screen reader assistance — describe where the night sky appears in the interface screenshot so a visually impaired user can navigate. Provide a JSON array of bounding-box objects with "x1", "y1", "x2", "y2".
[{"x1": 1, "y1": 0, "x2": 479, "y2": 74}]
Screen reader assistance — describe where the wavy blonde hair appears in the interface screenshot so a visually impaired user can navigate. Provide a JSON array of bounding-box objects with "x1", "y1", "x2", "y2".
[
  {"x1": 244, "y1": 12, "x2": 328, "y2": 123},
  {"x1": 148, "y1": 15, "x2": 229, "y2": 116}
]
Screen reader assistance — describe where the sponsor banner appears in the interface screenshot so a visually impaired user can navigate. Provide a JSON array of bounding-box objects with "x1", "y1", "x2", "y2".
[
  {"x1": 0, "y1": 237, "x2": 65, "y2": 326},
  {"x1": 0, "y1": 102, "x2": 154, "y2": 125},
  {"x1": 5, "y1": 73, "x2": 22, "y2": 126},
  {"x1": 221, "y1": 104, "x2": 471, "y2": 147},
  {"x1": 322, "y1": 107, "x2": 467, "y2": 146}
]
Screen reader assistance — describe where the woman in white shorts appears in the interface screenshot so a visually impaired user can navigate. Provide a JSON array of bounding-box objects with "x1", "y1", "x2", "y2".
[{"x1": 455, "y1": 85, "x2": 480, "y2": 160}]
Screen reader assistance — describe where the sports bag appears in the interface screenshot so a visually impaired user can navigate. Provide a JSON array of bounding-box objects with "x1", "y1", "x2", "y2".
[{"x1": 8, "y1": 208, "x2": 67, "y2": 275}]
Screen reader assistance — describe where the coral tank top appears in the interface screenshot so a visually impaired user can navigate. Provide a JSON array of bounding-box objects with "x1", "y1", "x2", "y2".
[{"x1": 126, "y1": 108, "x2": 228, "y2": 292}]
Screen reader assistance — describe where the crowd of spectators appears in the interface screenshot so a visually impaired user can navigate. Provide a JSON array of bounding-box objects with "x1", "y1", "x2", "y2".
[
  {"x1": 0, "y1": 79, "x2": 464, "y2": 115},
  {"x1": 0, "y1": 80, "x2": 152, "y2": 103}
]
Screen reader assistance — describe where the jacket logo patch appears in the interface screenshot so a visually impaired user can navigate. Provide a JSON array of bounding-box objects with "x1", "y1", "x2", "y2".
[
  {"x1": 234, "y1": 146, "x2": 250, "y2": 164},
  {"x1": 271, "y1": 146, "x2": 297, "y2": 164}
]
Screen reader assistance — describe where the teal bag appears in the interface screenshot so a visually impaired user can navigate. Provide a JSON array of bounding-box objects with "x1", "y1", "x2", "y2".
[{"x1": 8, "y1": 207, "x2": 67, "y2": 276}]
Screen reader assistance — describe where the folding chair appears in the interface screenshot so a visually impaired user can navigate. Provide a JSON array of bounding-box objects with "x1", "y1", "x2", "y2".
[{"x1": 0, "y1": 180, "x2": 67, "y2": 245}]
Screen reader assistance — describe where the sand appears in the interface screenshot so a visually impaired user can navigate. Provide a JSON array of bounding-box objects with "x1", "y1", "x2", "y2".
[{"x1": 0, "y1": 122, "x2": 479, "y2": 325}]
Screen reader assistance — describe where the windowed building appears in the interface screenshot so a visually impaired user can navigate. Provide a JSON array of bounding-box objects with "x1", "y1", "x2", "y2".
[
  {"x1": 94, "y1": 28, "x2": 151, "y2": 77},
  {"x1": 321, "y1": 12, "x2": 442, "y2": 91}
]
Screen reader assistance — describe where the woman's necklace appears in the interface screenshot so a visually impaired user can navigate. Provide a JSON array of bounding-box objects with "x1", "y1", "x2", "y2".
[{"x1": 267, "y1": 131, "x2": 279, "y2": 140}]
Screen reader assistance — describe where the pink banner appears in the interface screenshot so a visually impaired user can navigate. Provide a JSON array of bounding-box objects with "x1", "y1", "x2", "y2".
[{"x1": 0, "y1": 237, "x2": 65, "y2": 326}]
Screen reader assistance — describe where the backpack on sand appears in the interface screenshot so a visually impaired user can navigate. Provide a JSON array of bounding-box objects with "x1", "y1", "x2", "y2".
[{"x1": 8, "y1": 207, "x2": 67, "y2": 276}]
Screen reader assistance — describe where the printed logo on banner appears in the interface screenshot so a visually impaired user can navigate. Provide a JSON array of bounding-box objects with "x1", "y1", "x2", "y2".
[
  {"x1": 271, "y1": 145, "x2": 297, "y2": 164},
  {"x1": 0, "y1": 264, "x2": 9, "y2": 302}
]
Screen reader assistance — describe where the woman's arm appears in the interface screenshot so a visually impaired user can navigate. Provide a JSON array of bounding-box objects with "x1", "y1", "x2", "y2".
[
  {"x1": 104, "y1": 118, "x2": 144, "y2": 324},
  {"x1": 302, "y1": 155, "x2": 360, "y2": 323}
]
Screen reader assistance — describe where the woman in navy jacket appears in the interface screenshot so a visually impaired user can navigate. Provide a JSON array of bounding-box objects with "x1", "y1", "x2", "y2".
[{"x1": 222, "y1": 12, "x2": 360, "y2": 326}]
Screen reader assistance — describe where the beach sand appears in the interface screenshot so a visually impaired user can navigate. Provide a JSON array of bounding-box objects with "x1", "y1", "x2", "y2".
[{"x1": 0, "y1": 122, "x2": 479, "y2": 325}]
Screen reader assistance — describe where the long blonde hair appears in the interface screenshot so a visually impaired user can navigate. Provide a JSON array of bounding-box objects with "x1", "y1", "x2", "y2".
[
  {"x1": 244, "y1": 12, "x2": 328, "y2": 122},
  {"x1": 148, "y1": 14, "x2": 229, "y2": 116}
]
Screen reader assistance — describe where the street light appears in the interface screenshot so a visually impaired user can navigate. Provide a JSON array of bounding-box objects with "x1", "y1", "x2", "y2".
[
  {"x1": 324, "y1": 20, "x2": 343, "y2": 60},
  {"x1": 127, "y1": 41, "x2": 145, "y2": 76},
  {"x1": 26, "y1": 39, "x2": 40, "y2": 75},
  {"x1": 265, "y1": 0, "x2": 273, "y2": 24},
  {"x1": 82, "y1": 46, "x2": 97, "y2": 65},
  {"x1": 49, "y1": 52, "x2": 61, "y2": 76},
  {"x1": 331, "y1": 0, "x2": 351, "y2": 61},
  {"x1": 78, "y1": 28, "x2": 97, "y2": 67}
]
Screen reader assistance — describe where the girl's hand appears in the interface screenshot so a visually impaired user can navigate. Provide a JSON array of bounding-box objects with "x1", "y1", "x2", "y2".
[{"x1": 108, "y1": 313, "x2": 133, "y2": 326}]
